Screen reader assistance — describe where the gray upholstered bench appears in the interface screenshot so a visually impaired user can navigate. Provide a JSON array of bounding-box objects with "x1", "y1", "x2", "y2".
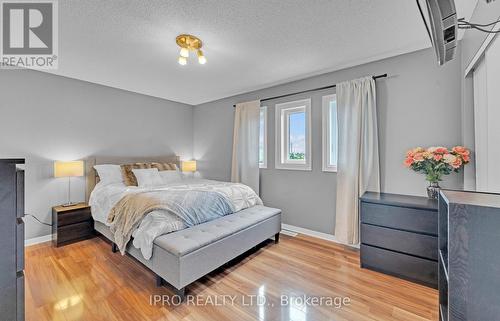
[{"x1": 95, "y1": 205, "x2": 282, "y2": 299}]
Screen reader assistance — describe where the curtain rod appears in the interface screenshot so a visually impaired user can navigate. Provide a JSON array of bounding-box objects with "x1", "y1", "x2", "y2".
[{"x1": 233, "y1": 73, "x2": 388, "y2": 107}]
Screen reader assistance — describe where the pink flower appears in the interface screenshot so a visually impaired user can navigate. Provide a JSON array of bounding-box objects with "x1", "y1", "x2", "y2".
[
  {"x1": 423, "y1": 151, "x2": 433, "y2": 159},
  {"x1": 452, "y1": 146, "x2": 471, "y2": 164},
  {"x1": 413, "y1": 153, "x2": 424, "y2": 162},
  {"x1": 435, "y1": 147, "x2": 449, "y2": 154},
  {"x1": 443, "y1": 154, "x2": 457, "y2": 164},
  {"x1": 434, "y1": 154, "x2": 443, "y2": 161},
  {"x1": 452, "y1": 146, "x2": 469, "y2": 155},
  {"x1": 405, "y1": 146, "x2": 470, "y2": 180},
  {"x1": 404, "y1": 157, "x2": 414, "y2": 167},
  {"x1": 451, "y1": 157, "x2": 463, "y2": 169}
]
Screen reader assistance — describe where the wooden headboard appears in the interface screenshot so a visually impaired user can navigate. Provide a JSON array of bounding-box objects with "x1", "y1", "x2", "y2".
[{"x1": 85, "y1": 155, "x2": 181, "y2": 202}]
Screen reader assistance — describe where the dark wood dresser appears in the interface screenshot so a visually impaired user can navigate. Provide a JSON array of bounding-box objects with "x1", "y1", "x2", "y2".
[
  {"x1": 439, "y1": 190, "x2": 500, "y2": 321},
  {"x1": 0, "y1": 159, "x2": 25, "y2": 321},
  {"x1": 360, "y1": 192, "x2": 438, "y2": 288},
  {"x1": 52, "y1": 203, "x2": 94, "y2": 247}
]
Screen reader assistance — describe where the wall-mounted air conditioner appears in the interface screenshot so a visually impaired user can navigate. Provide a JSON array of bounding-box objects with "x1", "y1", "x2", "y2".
[{"x1": 419, "y1": 0, "x2": 458, "y2": 65}]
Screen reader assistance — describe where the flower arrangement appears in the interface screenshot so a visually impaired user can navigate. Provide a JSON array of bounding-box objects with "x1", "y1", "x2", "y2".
[{"x1": 404, "y1": 146, "x2": 470, "y2": 198}]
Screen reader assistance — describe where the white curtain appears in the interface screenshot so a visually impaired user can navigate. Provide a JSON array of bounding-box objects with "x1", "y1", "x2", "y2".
[
  {"x1": 231, "y1": 100, "x2": 261, "y2": 194},
  {"x1": 335, "y1": 77, "x2": 380, "y2": 245}
]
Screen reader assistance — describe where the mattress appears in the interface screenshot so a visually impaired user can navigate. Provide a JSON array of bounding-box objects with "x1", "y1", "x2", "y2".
[{"x1": 89, "y1": 177, "x2": 264, "y2": 260}]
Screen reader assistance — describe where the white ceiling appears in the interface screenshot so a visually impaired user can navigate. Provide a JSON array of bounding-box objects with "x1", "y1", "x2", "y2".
[{"x1": 47, "y1": 0, "x2": 478, "y2": 105}]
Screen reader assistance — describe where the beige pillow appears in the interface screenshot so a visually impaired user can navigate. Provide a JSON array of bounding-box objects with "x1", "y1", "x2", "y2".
[
  {"x1": 120, "y1": 163, "x2": 151, "y2": 186},
  {"x1": 150, "y1": 162, "x2": 177, "y2": 171}
]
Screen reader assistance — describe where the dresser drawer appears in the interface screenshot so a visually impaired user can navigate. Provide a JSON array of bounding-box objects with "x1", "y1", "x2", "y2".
[
  {"x1": 361, "y1": 223, "x2": 438, "y2": 260},
  {"x1": 360, "y1": 202, "x2": 438, "y2": 235},
  {"x1": 57, "y1": 221, "x2": 93, "y2": 244},
  {"x1": 361, "y1": 244, "x2": 438, "y2": 288},
  {"x1": 16, "y1": 272, "x2": 24, "y2": 321},
  {"x1": 57, "y1": 208, "x2": 92, "y2": 226},
  {"x1": 16, "y1": 171, "x2": 24, "y2": 219},
  {"x1": 16, "y1": 219, "x2": 24, "y2": 272}
]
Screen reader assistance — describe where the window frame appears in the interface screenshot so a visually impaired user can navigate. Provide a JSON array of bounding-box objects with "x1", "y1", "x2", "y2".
[
  {"x1": 275, "y1": 98, "x2": 312, "y2": 171},
  {"x1": 322, "y1": 94, "x2": 338, "y2": 172},
  {"x1": 259, "y1": 106, "x2": 268, "y2": 169}
]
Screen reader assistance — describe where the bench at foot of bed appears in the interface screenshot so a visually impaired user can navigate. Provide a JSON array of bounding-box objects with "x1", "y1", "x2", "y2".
[
  {"x1": 95, "y1": 205, "x2": 282, "y2": 303},
  {"x1": 156, "y1": 276, "x2": 186, "y2": 300}
]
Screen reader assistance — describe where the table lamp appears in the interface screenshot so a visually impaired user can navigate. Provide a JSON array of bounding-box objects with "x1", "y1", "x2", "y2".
[
  {"x1": 54, "y1": 160, "x2": 84, "y2": 207},
  {"x1": 181, "y1": 160, "x2": 197, "y2": 173}
]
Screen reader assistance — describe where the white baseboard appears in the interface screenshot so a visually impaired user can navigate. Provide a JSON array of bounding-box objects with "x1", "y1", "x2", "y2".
[
  {"x1": 25, "y1": 234, "x2": 52, "y2": 246},
  {"x1": 281, "y1": 224, "x2": 359, "y2": 249},
  {"x1": 279, "y1": 228, "x2": 298, "y2": 237},
  {"x1": 25, "y1": 227, "x2": 358, "y2": 248}
]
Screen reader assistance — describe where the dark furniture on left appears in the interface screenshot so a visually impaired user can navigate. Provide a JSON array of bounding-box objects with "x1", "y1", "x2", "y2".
[
  {"x1": 0, "y1": 159, "x2": 25, "y2": 321},
  {"x1": 360, "y1": 192, "x2": 438, "y2": 288},
  {"x1": 52, "y1": 203, "x2": 94, "y2": 247}
]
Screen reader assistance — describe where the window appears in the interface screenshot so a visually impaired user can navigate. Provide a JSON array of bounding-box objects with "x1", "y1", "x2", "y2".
[
  {"x1": 259, "y1": 106, "x2": 267, "y2": 169},
  {"x1": 322, "y1": 94, "x2": 338, "y2": 172},
  {"x1": 275, "y1": 99, "x2": 312, "y2": 170}
]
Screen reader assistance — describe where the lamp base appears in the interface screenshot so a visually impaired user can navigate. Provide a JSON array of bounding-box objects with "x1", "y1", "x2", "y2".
[{"x1": 61, "y1": 202, "x2": 78, "y2": 207}]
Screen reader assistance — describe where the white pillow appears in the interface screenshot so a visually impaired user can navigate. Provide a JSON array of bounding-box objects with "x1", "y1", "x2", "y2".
[
  {"x1": 94, "y1": 164, "x2": 123, "y2": 185},
  {"x1": 132, "y1": 168, "x2": 163, "y2": 187},
  {"x1": 159, "y1": 170, "x2": 183, "y2": 184}
]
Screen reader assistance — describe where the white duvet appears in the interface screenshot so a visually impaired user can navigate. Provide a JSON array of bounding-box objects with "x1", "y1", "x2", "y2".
[{"x1": 89, "y1": 178, "x2": 262, "y2": 260}]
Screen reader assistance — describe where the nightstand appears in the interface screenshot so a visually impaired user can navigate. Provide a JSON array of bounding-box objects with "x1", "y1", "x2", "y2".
[{"x1": 52, "y1": 203, "x2": 94, "y2": 247}]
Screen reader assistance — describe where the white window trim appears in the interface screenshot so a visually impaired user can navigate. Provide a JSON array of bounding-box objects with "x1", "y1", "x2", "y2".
[
  {"x1": 259, "y1": 106, "x2": 268, "y2": 169},
  {"x1": 322, "y1": 94, "x2": 338, "y2": 172},
  {"x1": 275, "y1": 98, "x2": 312, "y2": 171}
]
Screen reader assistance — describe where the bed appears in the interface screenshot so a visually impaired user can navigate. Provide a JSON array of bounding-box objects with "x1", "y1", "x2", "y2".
[{"x1": 85, "y1": 156, "x2": 282, "y2": 299}]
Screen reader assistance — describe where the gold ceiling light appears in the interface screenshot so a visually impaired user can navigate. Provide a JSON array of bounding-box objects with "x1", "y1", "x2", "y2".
[{"x1": 176, "y1": 34, "x2": 206, "y2": 65}]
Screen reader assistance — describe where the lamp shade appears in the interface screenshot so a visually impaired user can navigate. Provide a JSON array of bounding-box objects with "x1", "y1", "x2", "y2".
[
  {"x1": 181, "y1": 160, "x2": 197, "y2": 172},
  {"x1": 54, "y1": 161, "x2": 84, "y2": 178}
]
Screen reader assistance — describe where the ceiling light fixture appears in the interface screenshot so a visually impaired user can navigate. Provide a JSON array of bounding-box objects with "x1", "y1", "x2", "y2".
[
  {"x1": 178, "y1": 56, "x2": 187, "y2": 66},
  {"x1": 197, "y1": 50, "x2": 206, "y2": 64},
  {"x1": 176, "y1": 34, "x2": 207, "y2": 66},
  {"x1": 179, "y1": 47, "x2": 189, "y2": 58}
]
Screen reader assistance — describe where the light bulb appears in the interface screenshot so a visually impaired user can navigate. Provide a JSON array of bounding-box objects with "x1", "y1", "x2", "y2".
[
  {"x1": 197, "y1": 50, "x2": 207, "y2": 64},
  {"x1": 178, "y1": 56, "x2": 187, "y2": 66},
  {"x1": 180, "y1": 47, "x2": 189, "y2": 58}
]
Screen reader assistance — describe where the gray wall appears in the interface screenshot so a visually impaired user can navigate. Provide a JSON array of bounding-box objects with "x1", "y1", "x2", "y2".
[
  {"x1": 460, "y1": 2, "x2": 500, "y2": 190},
  {"x1": 1, "y1": 46, "x2": 465, "y2": 239},
  {"x1": 194, "y1": 47, "x2": 462, "y2": 235},
  {"x1": 0, "y1": 70, "x2": 194, "y2": 240}
]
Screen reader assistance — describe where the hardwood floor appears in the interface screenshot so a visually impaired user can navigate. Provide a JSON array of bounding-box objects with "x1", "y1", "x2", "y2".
[{"x1": 25, "y1": 235, "x2": 438, "y2": 321}]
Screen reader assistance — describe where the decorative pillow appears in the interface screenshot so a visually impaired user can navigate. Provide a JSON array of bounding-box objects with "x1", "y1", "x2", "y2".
[
  {"x1": 94, "y1": 164, "x2": 123, "y2": 185},
  {"x1": 159, "y1": 170, "x2": 183, "y2": 185},
  {"x1": 150, "y1": 162, "x2": 178, "y2": 171},
  {"x1": 132, "y1": 168, "x2": 163, "y2": 187},
  {"x1": 121, "y1": 163, "x2": 151, "y2": 186}
]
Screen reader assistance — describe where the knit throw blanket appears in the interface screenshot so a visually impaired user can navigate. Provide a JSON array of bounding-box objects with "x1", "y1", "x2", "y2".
[{"x1": 107, "y1": 182, "x2": 262, "y2": 254}]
